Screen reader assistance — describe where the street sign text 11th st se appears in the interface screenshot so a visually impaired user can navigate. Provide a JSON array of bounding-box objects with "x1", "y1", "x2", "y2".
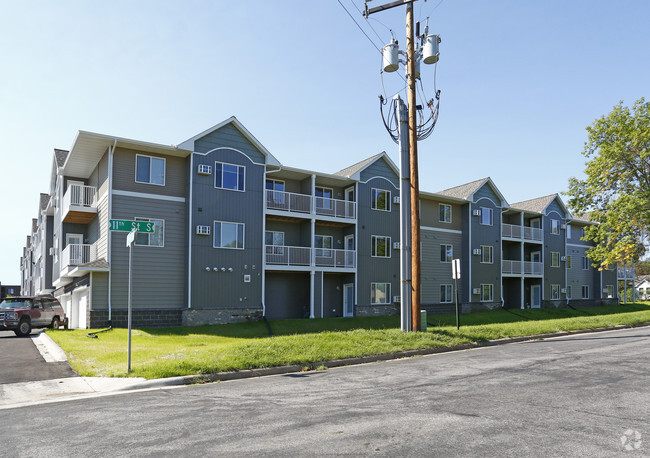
[{"x1": 109, "y1": 219, "x2": 155, "y2": 233}]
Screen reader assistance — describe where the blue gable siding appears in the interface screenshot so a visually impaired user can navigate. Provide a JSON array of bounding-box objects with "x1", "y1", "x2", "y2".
[
  {"x1": 194, "y1": 123, "x2": 266, "y2": 165},
  {"x1": 359, "y1": 157, "x2": 399, "y2": 188},
  {"x1": 472, "y1": 182, "x2": 501, "y2": 207}
]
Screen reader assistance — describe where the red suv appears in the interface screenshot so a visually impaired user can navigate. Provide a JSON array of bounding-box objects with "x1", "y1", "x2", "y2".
[{"x1": 0, "y1": 296, "x2": 66, "y2": 337}]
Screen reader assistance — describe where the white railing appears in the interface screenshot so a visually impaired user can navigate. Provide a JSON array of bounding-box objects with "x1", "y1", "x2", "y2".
[
  {"x1": 523, "y1": 226, "x2": 543, "y2": 241},
  {"x1": 502, "y1": 223, "x2": 522, "y2": 239},
  {"x1": 315, "y1": 197, "x2": 356, "y2": 220},
  {"x1": 265, "y1": 246, "x2": 356, "y2": 269},
  {"x1": 265, "y1": 190, "x2": 357, "y2": 220},
  {"x1": 502, "y1": 260, "x2": 543, "y2": 275},
  {"x1": 61, "y1": 243, "x2": 96, "y2": 269},
  {"x1": 617, "y1": 267, "x2": 635, "y2": 279},
  {"x1": 64, "y1": 184, "x2": 97, "y2": 209}
]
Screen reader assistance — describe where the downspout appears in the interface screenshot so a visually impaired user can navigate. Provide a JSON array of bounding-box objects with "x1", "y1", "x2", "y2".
[
  {"x1": 565, "y1": 220, "x2": 569, "y2": 307},
  {"x1": 187, "y1": 152, "x2": 194, "y2": 310},
  {"x1": 107, "y1": 139, "x2": 116, "y2": 325}
]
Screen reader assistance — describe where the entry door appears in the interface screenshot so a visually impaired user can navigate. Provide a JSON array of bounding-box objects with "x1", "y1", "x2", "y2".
[
  {"x1": 345, "y1": 187, "x2": 355, "y2": 217},
  {"x1": 344, "y1": 235, "x2": 355, "y2": 267},
  {"x1": 343, "y1": 284, "x2": 354, "y2": 317},
  {"x1": 531, "y1": 251, "x2": 541, "y2": 263},
  {"x1": 68, "y1": 180, "x2": 85, "y2": 206},
  {"x1": 531, "y1": 285, "x2": 541, "y2": 309},
  {"x1": 530, "y1": 218, "x2": 541, "y2": 229},
  {"x1": 66, "y1": 234, "x2": 84, "y2": 265}
]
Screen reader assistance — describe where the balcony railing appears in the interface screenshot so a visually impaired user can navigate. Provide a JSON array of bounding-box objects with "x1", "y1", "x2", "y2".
[
  {"x1": 265, "y1": 245, "x2": 356, "y2": 269},
  {"x1": 62, "y1": 184, "x2": 97, "y2": 223},
  {"x1": 618, "y1": 267, "x2": 635, "y2": 279},
  {"x1": 502, "y1": 223, "x2": 542, "y2": 241},
  {"x1": 265, "y1": 190, "x2": 356, "y2": 220},
  {"x1": 61, "y1": 243, "x2": 97, "y2": 269},
  {"x1": 502, "y1": 260, "x2": 543, "y2": 275}
]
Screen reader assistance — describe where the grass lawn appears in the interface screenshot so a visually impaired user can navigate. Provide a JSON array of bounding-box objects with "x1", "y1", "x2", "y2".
[{"x1": 47, "y1": 302, "x2": 650, "y2": 380}]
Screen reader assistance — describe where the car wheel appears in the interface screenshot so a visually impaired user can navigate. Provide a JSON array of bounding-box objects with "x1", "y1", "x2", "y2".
[
  {"x1": 51, "y1": 316, "x2": 61, "y2": 329},
  {"x1": 16, "y1": 319, "x2": 31, "y2": 337}
]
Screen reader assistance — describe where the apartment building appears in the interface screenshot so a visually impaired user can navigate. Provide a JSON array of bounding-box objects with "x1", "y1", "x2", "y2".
[{"x1": 20, "y1": 117, "x2": 630, "y2": 328}]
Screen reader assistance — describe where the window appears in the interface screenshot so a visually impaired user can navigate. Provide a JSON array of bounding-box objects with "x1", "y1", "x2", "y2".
[
  {"x1": 440, "y1": 284, "x2": 453, "y2": 303},
  {"x1": 582, "y1": 285, "x2": 589, "y2": 299},
  {"x1": 440, "y1": 244, "x2": 453, "y2": 263},
  {"x1": 551, "y1": 284, "x2": 560, "y2": 300},
  {"x1": 580, "y1": 227, "x2": 586, "y2": 239},
  {"x1": 371, "y1": 188, "x2": 391, "y2": 211},
  {"x1": 566, "y1": 286, "x2": 572, "y2": 299},
  {"x1": 314, "y1": 235, "x2": 333, "y2": 257},
  {"x1": 136, "y1": 155, "x2": 165, "y2": 186},
  {"x1": 605, "y1": 285, "x2": 614, "y2": 298},
  {"x1": 566, "y1": 224, "x2": 572, "y2": 239},
  {"x1": 214, "y1": 221, "x2": 244, "y2": 249},
  {"x1": 481, "y1": 284, "x2": 493, "y2": 302},
  {"x1": 371, "y1": 282, "x2": 391, "y2": 304},
  {"x1": 215, "y1": 161, "x2": 245, "y2": 191},
  {"x1": 551, "y1": 252, "x2": 560, "y2": 267},
  {"x1": 582, "y1": 256, "x2": 589, "y2": 270},
  {"x1": 439, "y1": 204, "x2": 452, "y2": 223},
  {"x1": 551, "y1": 219, "x2": 560, "y2": 234},
  {"x1": 315, "y1": 187, "x2": 333, "y2": 210},
  {"x1": 265, "y1": 231, "x2": 285, "y2": 254},
  {"x1": 371, "y1": 235, "x2": 391, "y2": 258},
  {"x1": 480, "y1": 207, "x2": 493, "y2": 226},
  {"x1": 266, "y1": 179, "x2": 285, "y2": 204},
  {"x1": 134, "y1": 218, "x2": 164, "y2": 247},
  {"x1": 481, "y1": 245, "x2": 493, "y2": 264},
  {"x1": 566, "y1": 255, "x2": 572, "y2": 269}
]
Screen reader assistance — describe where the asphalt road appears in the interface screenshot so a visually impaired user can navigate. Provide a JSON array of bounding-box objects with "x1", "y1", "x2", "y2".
[
  {"x1": 1, "y1": 326, "x2": 648, "y2": 456},
  {"x1": 0, "y1": 330, "x2": 75, "y2": 384}
]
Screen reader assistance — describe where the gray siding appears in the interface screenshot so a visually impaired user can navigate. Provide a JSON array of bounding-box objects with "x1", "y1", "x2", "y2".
[
  {"x1": 421, "y1": 229, "x2": 463, "y2": 303},
  {"x1": 91, "y1": 272, "x2": 109, "y2": 310},
  {"x1": 544, "y1": 199, "x2": 568, "y2": 299},
  {"x1": 470, "y1": 184, "x2": 502, "y2": 303},
  {"x1": 190, "y1": 149, "x2": 264, "y2": 309},
  {"x1": 420, "y1": 198, "x2": 463, "y2": 231},
  {"x1": 194, "y1": 123, "x2": 266, "y2": 165},
  {"x1": 112, "y1": 147, "x2": 186, "y2": 198},
  {"x1": 265, "y1": 220, "x2": 310, "y2": 247},
  {"x1": 473, "y1": 183, "x2": 502, "y2": 207},
  {"x1": 359, "y1": 157, "x2": 399, "y2": 188},
  {"x1": 265, "y1": 272, "x2": 310, "y2": 319},
  {"x1": 567, "y1": 244, "x2": 596, "y2": 299},
  {"x1": 108, "y1": 195, "x2": 186, "y2": 311},
  {"x1": 313, "y1": 271, "x2": 323, "y2": 318},
  {"x1": 323, "y1": 273, "x2": 344, "y2": 317}
]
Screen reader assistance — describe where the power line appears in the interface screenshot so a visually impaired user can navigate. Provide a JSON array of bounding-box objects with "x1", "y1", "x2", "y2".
[{"x1": 337, "y1": 0, "x2": 382, "y2": 54}]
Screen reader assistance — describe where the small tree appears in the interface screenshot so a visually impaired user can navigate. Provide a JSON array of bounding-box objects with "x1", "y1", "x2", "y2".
[{"x1": 567, "y1": 98, "x2": 650, "y2": 269}]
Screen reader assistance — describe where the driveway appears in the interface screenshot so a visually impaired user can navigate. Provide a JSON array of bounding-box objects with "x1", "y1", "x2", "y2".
[{"x1": 0, "y1": 330, "x2": 75, "y2": 384}]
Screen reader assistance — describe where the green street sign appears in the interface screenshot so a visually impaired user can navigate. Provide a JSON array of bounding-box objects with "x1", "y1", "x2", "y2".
[{"x1": 109, "y1": 219, "x2": 155, "y2": 233}]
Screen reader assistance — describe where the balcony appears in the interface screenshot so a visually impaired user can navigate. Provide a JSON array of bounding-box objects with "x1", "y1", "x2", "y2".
[
  {"x1": 502, "y1": 223, "x2": 542, "y2": 242},
  {"x1": 502, "y1": 260, "x2": 543, "y2": 276},
  {"x1": 618, "y1": 267, "x2": 635, "y2": 279},
  {"x1": 265, "y1": 190, "x2": 356, "y2": 221},
  {"x1": 265, "y1": 245, "x2": 356, "y2": 270},
  {"x1": 62, "y1": 184, "x2": 97, "y2": 224},
  {"x1": 61, "y1": 243, "x2": 97, "y2": 272}
]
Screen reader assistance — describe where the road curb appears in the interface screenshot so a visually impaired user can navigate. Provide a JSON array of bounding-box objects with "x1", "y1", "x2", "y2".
[{"x1": 123, "y1": 321, "x2": 650, "y2": 390}]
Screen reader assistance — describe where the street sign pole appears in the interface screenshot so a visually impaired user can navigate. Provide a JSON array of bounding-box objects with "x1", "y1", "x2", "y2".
[
  {"x1": 126, "y1": 229, "x2": 135, "y2": 373},
  {"x1": 452, "y1": 259, "x2": 461, "y2": 330}
]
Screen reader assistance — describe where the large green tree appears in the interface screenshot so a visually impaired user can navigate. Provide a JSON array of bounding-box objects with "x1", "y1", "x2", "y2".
[{"x1": 567, "y1": 98, "x2": 650, "y2": 269}]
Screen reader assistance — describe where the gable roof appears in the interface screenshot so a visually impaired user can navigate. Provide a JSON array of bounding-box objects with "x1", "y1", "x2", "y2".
[
  {"x1": 54, "y1": 149, "x2": 69, "y2": 167},
  {"x1": 39, "y1": 193, "x2": 50, "y2": 212},
  {"x1": 437, "y1": 177, "x2": 508, "y2": 207},
  {"x1": 177, "y1": 116, "x2": 281, "y2": 167},
  {"x1": 511, "y1": 193, "x2": 571, "y2": 217},
  {"x1": 334, "y1": 152, "x2": 399, "y2": 181}
]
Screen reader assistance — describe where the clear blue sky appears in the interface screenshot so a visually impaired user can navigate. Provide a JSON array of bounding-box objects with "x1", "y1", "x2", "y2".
[{"x1": 1, "y1": 0, "x2": 648, "y2": 285}]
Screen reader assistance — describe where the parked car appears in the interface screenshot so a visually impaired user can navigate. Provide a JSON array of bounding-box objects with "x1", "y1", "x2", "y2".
[{"x1": 0, "y1": 296, "x2": 66, "y2": 337}]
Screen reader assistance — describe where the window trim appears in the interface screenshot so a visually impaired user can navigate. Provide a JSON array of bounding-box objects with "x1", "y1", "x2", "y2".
[
  {"x1": 134, "y1": 217, "x2": 165, "y2": 247},
  {"x1": 605, "y1": 285, "x2": 614, "y2": 299},
  {"x1": 479, "y1": 207, "x2": 493, "y2": 226},
  {"x1": 440, "y1": 244, "x2": 453, "y2": 263},
  {"x1": 480, "y1": 284, "x2": 494, "y2": 302},
  {"x1": 213, "y1": 220, "x2": 245, "y2": 250},
  {"x1": 551, "y1": 284, "x2": 560, "y2": 300},
  {"x1": 371, "y1": 188, "x2": 391, "y2": 212},
  {"x1": 370, "y1": 282, "x2": 391, "y2": 305},
  {"x1": 566, "y1": 255, "x2": 572, "y2": 269},
  {"x1": 265, "y1": 230, "x2": 285, "y2": 255},
  {"x1": 551, "y1": 219, "x2": 560, "y2": 235},
  {"x1": 582, "y1": 285, "x2": 590, "y2": 299},
  {"x1": 440, "y1": 284, "x2": 453, "y2": 303},
  {"x1": 566, "y1": 224, "x2": 572, "y2": 239},
  {"x1": 371, "y1": 235, "x2": 391, "y2": 258},
  {"x1": 439, "y1": 203, "x2": 452, "y2": 224},
  {"x1": 582, "y1": 256, "x2": 589, "y2": 270},
  {"x1": 315, "y1": 186, "x2": 334, "y2": 211},
  {"x1": 314, "y1": 234, "x2": 333, "y2": 258},
  {"x1": 214, "y1": 161, "x2": 246, "y2": 192},
  {"x1": 480, "y1": 245, "x2": 493, "y2": 264},
  {"x1": 135, "y1": 154, "x2": 166, "y2": 186},
  {"x1": 566, "y1": 286, "x2": 572, "y2": 299},
  {"x1": 551, "y1": 251, "x2": 560, "y2": 267}
]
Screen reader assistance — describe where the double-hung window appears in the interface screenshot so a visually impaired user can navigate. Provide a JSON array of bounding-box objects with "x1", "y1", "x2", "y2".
[
  {"x1": 136, "y1": 155, "x2": 165, "y2": 186},
  {"x1": 481, "y1": 245, "x2": 493, "y2": 264},
  {"x1": 481, "y1": 284, "x2": 493, "y2": 302},
  {"x1": 371, "y1": 282, "x2": 391, "y2": 304},
  {"x1": 134, "y1": 218, "x2": 164, "y2": 247},
  {"x1": 371, "y1": 235, "x2": 391, "y2": 258},
  {"x1": 551, "y1": 219, "x2": 560, "y2": 235},
  {"x1": 440, "y1": 284, "x2": 453, "y2": 303},
  {"x1": 582, "y1": 256, "x2": 589, "y2": 270},
  {"x1": 480, "y1": 207, "x2": 493, "y2": 226},
  {"x1": 566, "y1": 286, "x2": 572, "y2": 299},
  {"x1": 439, "y1": 204, "x2": 452, "y2": 223},
  {"x1": 566, "y1": 224, "x2": 572, "y2": 239},
  {"x1": 551, "y1": 284, "x2": 560, "y2": 300},
  {"x1": 566, "y1": 255, "x2": 572, "y2": 269},
  {"x1": 551, "y1": 252, "x2": 560, "y2": 267},
  {"x1": 314, "y1": 235, "x2": 333, "y2": 257},
  {"x1": 371, "y1": 188, "x2": 390, "y2": 211},
  {"x1": 440, "y1": 244, "x2": 453, "y2": 263},
  {"x1": 582, "y1": 285, "x2": 589, "y2": 299},
  {"x1": 215, "y1": 161, "x2": 245, "y2": 191},
  {"x1": 214, "y1": 221, "x2": 244, "y2": 249}
]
